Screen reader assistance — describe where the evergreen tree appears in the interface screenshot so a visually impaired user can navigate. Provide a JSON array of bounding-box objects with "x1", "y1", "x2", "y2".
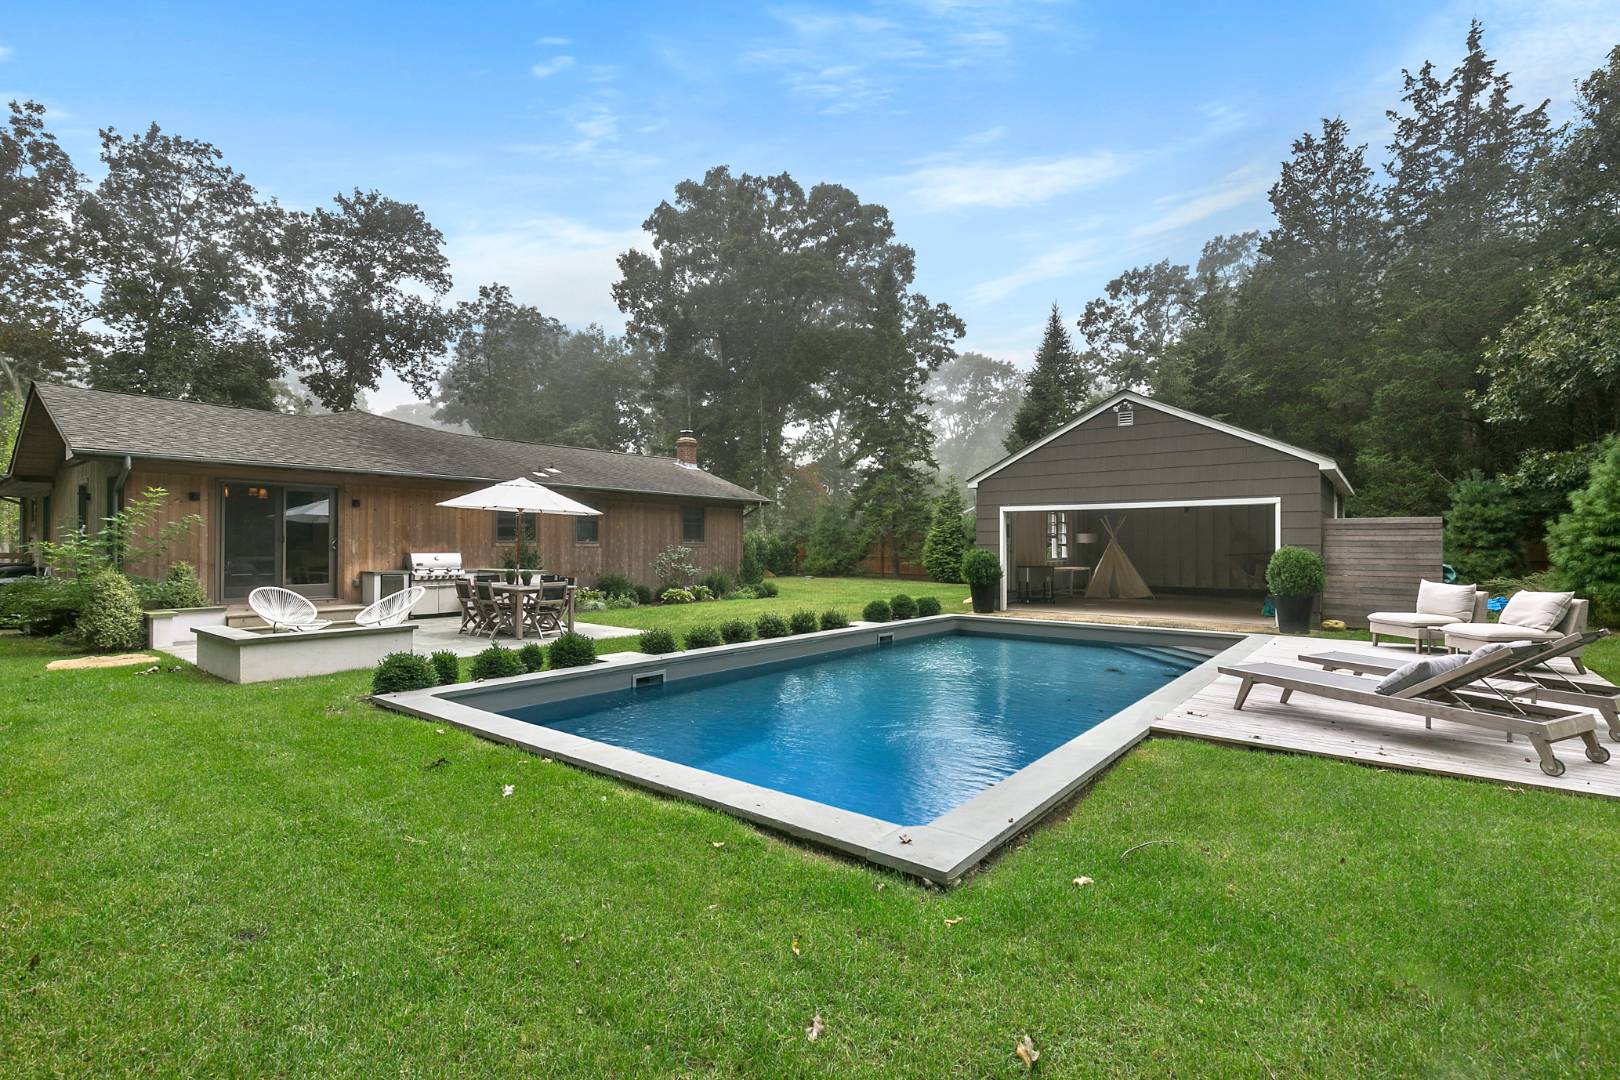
[
  {"x1": 1547, "y1": 437, "x2": 1620, "y2": 619},
  {"x1": 1005, "y1": 304, "x2": 1085, "y2": 452},
  {"x1": 921, "y1": 486, "x2": 969, "y2": 583}
]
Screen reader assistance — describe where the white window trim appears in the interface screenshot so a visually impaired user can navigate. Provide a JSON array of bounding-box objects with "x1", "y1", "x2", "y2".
[{"x1": 995, "y1": 497, "x2": 1284, "y2": 610}]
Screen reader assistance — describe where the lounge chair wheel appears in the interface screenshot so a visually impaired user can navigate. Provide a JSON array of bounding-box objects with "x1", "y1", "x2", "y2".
[
  {"x1": 1540, "y1": 757, "x2": 1567, "y2": 778},
  {"x1": 1587, "y1": 743, "x2": 1611, "y2": 764}
]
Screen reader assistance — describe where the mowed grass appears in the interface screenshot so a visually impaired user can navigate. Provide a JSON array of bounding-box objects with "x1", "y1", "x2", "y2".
[
  {"x1": 579, "y1": 575, "x2": 971, "y2": 638},
  {"x1": 4, "y1": 622, "x2": 1620, "y2": 1075}
]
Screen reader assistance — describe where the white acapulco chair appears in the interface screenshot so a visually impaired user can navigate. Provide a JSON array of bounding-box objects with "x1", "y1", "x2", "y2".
[
  {"x1": 355, "y1": 586, "x2": 426, "y2": 628},
  {"x1": 247, "y1": 586, "x2": 334, "y2": 633}
]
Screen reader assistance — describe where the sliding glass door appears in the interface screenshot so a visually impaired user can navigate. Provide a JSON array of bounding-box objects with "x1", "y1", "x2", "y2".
[{"x1": 219, "y1": 482, "x2": 336, "y2": 600}]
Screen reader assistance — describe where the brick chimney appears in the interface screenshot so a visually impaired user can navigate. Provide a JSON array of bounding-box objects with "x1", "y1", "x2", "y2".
[{"x1": 675, "y1": 430, "x2": 699, "y2": 468}]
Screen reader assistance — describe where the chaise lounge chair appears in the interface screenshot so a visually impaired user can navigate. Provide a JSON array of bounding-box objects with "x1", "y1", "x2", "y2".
[
  {"x1": 247, "y1": 586, "x2": 333, "y2": 633},
  {"x1": 1217, "y1": 643, "x2": 1609, "y2": 777},
  {"x1": 1365, "y1": 579, "x2": 1485, "y2": 653},
  {"x1": 1295, "y1": 630, "x2": 1617, "y2": 741}
]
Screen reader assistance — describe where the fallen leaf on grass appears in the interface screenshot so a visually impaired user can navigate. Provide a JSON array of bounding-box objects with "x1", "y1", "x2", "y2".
[
  {"x1": 502, "y1": 784, "x2": 515, "y2": 798},
  {"x1": 943, "y1": 916, "x2": 963, "y2": 927},
  {"x1": 135, "y1": 666, "x2": 159, "y2": 675},
  {"x1": 434, "y1": 728, "x2": 445, "y2": 734},
  {"x1": 791, "y1": 938, "x2": 801, "y2": 956},
  {"x1": 806, "y1": 1015, "x2": 825, "y2": 1042},
  {"x1": 1072, "y1": 876, "x2": 1094, "y2": 887},
  {"x1": 402, "y1": 835, "x2": 426, "y2": 845},
  {"x1": 1503, "y1": 785, "x2": 1524, "y2": 794},
  {"x1": 711, "y1": 841, "x2": 725, "y2": 849},
  {"x1": 1016, "y1": 1034, "x2": 1040, "y2": 1069}
]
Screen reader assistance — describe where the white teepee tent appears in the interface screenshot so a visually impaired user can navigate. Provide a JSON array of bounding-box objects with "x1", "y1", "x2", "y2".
[{"x1": 1085, "y1": 515, "x2": 1154, "y2": 600}]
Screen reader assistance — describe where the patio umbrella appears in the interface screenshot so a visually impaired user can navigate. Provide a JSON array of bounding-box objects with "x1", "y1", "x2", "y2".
[{"x1": 437, "y1": 477, "x2": 600, "y2": 569}]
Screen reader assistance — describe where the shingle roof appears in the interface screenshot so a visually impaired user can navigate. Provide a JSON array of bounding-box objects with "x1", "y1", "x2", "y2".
[{"x1": 22, "y1": 382, "x2": 768, "y2": 504}]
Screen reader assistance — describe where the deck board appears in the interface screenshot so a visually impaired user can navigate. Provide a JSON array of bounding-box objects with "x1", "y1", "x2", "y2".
[{"x1": 1152, "y1": 635, "x2": 1620, "y2": 798}]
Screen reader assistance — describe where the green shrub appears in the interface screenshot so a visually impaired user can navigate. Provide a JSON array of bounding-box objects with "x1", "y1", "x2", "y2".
[
  {"x1": 548, "y1": 631, "x2": 597, "y2": 668},
  {"x1": 922, "y1": 488, "x2": 969, "y2": 582},
  {"x1": 756, "y1": 612, "x2": 789, "y2": 638},
  {"x1": 684, "y1": 624, "x2": 723, "y2": 649},
  {"x1": 133, "y1": 562, "x2": 211, "y2": 610},
  {"x1": 803, "y1": 503, "x2": 862, "y2": 576},
  {"x1": 429, "y1": 650, "x2": 461, "y2": 685},
  {"x1": 1444, "y1": 474, "x2": 1534, "y2": 583},
  {"x1": 632, "y1": 583, "x2": 655, "y2": 605},
  {"x1": 719, "y1": 618, "x2": 755, "y2": 644},
  {"x1": 1548, "y1": 436, "x2": 1620, "y2": 620},
  {"x1": 756, "y1": 579, "x2": 779, "y2": 598},
  {"x1": 74, "y1": 570, "x2": 146, "y2": 652},
  {"x1": 819, "y1": 609, "x2": 849, "y2": 631},
  {"x1": 789, "y1": 609, "x2": 819, "y2": 634},
  {"x1": 0, "y1": 575, "x2": 87, "y2": 636},
  {"x1": 739, "y1": 533, "x2": 766, "y2": 586},
  {"x1": 573, "y1": 587, "x2": 607, "y2": 612},
  {"x1": 890, "y1": 594, "x2": 917, "y2": 619},
  {"x1": 372, "y1": 651, "x2": 436, "y2": 695},
  {"x1": 596, "y1": 571, "x2": 636, "y2": 599},
  {"x1": 604, "y1": 594, "x2": 639, "y2": 609},
  {"x1": 761, "y1": 533, "x2": 799, "y2": 575},
  {"x1": 960, "y1": 548, "x2": 1003, "y2": 586},
  {"x1": 470, "y1": 644, "x2": 524, "y2": 680},
  {"x1": 690, "y1": 584, "x2": 714, "y2": 602},
  {"x1": 653, "y1": 545, "x2": 701, "y2": 591},
  {"x1": 863, "y1": 599, "x2": 892, "y2": 622},
  {"x1": 639, "y1": 627, "x2": 678, "y2": 654},
  {"x1": 660, "y1": 587, "x2": 696, "y2": 604},
  {"x1": 702, "y1": 570, "x2": 735, "y2": 598},
  {"x1": 916, "y1": 595, "x2": 942, "y2": 617},
  {"x1": 730, "y1": 585, "x2": 759, "y2": 600},
  {"x1": 517, "y1": 641, "x2": 547, "y2": 673},
  {"x1": 1266, "y1": 546, "x2": 1325, "y2": 597}
]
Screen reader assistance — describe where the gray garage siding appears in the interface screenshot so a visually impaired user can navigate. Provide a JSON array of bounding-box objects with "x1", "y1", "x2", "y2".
[{"x1": 974, "y1": 402, "x2": 1329, "y2": 554}]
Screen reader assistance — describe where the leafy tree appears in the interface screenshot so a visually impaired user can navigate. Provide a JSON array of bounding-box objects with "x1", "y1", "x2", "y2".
[
  {"x1": 0, "y1": 100, "x2": 87, "y2": 393},
  {"x1": 802, "y1": 502, "x2": 862, "y2": 576},
  {"x1": 923, "y1": 350, "x2": 1021, "y2": 482},
  {"x1": 261, "y1": 189, "x2": 454, "y2": 411},
  {"x1": 1076, "y1": 260, "x2": 1194, "y2": 393},
  {"x1": 921, "y1": 486, "x2": 969, "y2": 582},
  {"x1": 1443, "y1": 474, "x2": 1533, "y2": 583},
  {"x1": 615, "y1": 166, "x2": 959, "y2": 493},
  {"x1": 1547, "y1": 437, "x2": 1620, "y2": 619},
  {"x1": 78, "y1": 123, "x2": 278, "y2": 407},
  {"x1": 1005, "y1": 304, "x2": 1086, "y2": 452},
  {"x1": 436, "y1": 284, "x2": 647, "y2": 450}
]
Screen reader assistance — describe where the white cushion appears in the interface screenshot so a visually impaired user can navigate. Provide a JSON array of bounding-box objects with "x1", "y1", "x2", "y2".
[
  {"x1": 1368, "y1": 612, "x2": 1461, "y2": 629},
  {"x1": 1415, "y1": 579, "x2": 1477, "y2": 622},
  {"x1": 1444, "y1": 622, "x2": 1559, "y2": 644},
  {"x1": 1499, "y1": 591, "x2": 1573, "y2": 633}
]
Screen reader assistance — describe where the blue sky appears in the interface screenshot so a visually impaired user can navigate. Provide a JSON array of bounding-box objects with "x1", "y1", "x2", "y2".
[{"x1": 5, "y1": 1, "x2": 1619, "y2": 409}]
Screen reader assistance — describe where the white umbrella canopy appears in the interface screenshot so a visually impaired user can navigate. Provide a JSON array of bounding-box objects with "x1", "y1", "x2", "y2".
[{"x1": 436, "y1": 477, "x2": 601, "y2": 516}]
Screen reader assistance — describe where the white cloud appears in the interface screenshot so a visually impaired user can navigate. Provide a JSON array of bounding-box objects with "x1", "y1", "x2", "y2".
[
  {"x1": 535, "y1": 35, "x2": 573, "y2": 46},
  {"x1": 444, "y1": 214, "x2": 647, "y2": 333},
  {"x1": 899, "y1": 151, "x2": 1129, "y2": 211},
  {"x1": 530, "y1": 55, "x2": 576, "y2": 79},
  {"x1": 1129, "y1": 167, "x2": 1271, "y2": 238},
  {"x1": 0, "y1": 44, "x2": 11, "y2": 62},
  {"x1": 966, "y1": 237, "x2": 1105, "y2": 303}
]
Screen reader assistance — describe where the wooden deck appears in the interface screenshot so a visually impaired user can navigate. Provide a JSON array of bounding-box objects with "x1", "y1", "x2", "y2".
[
  {"x1": 1154, "y1": 635, "x2": 1620, "y2": 799},
  {"x1": 998, "y1": 594, "x2": 1275, "y2": 633}
]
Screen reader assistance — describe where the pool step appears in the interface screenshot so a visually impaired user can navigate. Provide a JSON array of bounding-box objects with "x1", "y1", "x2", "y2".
[{"x1": 1115, "y1": 644, "x2": 1209, "y2": 668}]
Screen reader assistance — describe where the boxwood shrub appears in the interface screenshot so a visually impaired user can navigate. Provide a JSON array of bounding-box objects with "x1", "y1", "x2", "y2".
[
  {"x1": 685, "y1": 624, "x2": 723, "y2": 649},
  {"x1": 756, "y1": 612, "x2": 789, "y2": 638},
  {"x1": 548, "y1": 631, "x2": 597, "y2": 668},
  {"x1": 429, "y1": 650, "x2": 462, "y2": 685},
  {"x1": 517, "y1": 641, "x2": 547, "y2": 673},
  {"x1": 819, "y1": 609, "x2": 850, "y2": 631},
  {"x1": 1265, "y1": 546, "x2": 1325, "y2": 598},
  {"x1": 862, "y1": 598, "x2": 891, "y2": 622},
  {"x1": 639, "y1": 627, "x2": 678, "y2": 654},
  {"x1": 757, "y1": 579, "x2": 779, "y2": 598},
  {"x1": 373, "y1": 651, "x2": 436, "y2": 695},
  {"x1": 789, "y1": 609, "x2": 820, "y2": 635},
  {"x1": 470, "y1": 644, "x2": 524, "y2": 681},
  {"x1": 915, "y1": 595, "x2": 942, "y2": 617},
  {"x1": 890, "y1": 594, "x2": 917, "y2": 619},
  {"x1": 719, "y1": 618, "x2": 755, "y2": 644}
]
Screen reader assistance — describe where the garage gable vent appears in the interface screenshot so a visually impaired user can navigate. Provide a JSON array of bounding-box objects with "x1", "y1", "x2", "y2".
[{"x1": 1114, "y1": 402, "x2": 1134, "y2": 427}]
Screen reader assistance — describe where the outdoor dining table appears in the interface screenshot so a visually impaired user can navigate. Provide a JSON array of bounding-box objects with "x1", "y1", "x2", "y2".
[{"x1": 488, "y1": 582, "x2": 575, "y2": 639}]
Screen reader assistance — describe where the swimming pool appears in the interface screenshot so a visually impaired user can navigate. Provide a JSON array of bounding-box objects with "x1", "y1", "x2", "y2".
[
  {"x1": 503, "y1": 633, "x2": 1201, "y2": 825},
  {"x1": 376, "y1": 616, "x2": 1256, "y2": 882}
]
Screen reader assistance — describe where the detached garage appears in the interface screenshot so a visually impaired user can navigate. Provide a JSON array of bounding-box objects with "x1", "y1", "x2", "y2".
[{"x1": 968, "y1": 391, "x2": 1353, "y2": 624}]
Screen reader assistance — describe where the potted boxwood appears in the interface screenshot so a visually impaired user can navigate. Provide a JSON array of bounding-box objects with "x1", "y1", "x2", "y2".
[
  {"x1": 1266, "y1": 546, "x2": 1324, "y2": 634},
  {"x1": 960, "y1": 549, "x2": 1003, "y2": 614}
]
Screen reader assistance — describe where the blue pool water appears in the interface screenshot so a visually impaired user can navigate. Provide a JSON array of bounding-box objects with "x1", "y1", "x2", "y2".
[{"x1": 501, "y1": 633, "x2": 1201, "y2": 826}]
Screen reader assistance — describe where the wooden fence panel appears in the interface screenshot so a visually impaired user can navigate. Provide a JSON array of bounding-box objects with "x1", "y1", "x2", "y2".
[{"x1": 1321, "y1": 517, "x2": 1444, "y2": 627}]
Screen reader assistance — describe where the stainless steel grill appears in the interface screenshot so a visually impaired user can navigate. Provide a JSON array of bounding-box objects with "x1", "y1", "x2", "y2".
[{"x1": 409, "y1": 552, "x2": 463, "y2": 581}]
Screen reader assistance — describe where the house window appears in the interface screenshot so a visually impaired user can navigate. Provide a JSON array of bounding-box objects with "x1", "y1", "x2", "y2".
[
  {"x1": 681, "y1": 505, "x2": 705, "y2": 543},
  {"x1": 495, "y1": 511, "x2": 537, "y2": 544},
  {"x1": 575, "y1": 514, "x2": 599, "y2": 543},
  {"x1": 1046, "y1": 511, "x2": 1068, "y2": 561}
]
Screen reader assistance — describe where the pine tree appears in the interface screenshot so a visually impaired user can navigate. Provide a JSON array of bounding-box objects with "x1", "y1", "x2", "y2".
[
  {"x1": 921, "y1": 486, "x2": 969, "y2": 583},
  {"x1": 1004, "y1": 304, "x2": 1084, "y2": 452},
  {"x1": 1547, "y1": 437, "x2": 1620, "y2": 618}
]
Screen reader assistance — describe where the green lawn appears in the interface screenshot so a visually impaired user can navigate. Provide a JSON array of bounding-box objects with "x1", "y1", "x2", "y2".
[
  {"x1": 3, "y1": 598, "x2": 1620, "y2": 1075},
  {"x1": 580, "y1": 575, "x2": 972, "y2": 638}
]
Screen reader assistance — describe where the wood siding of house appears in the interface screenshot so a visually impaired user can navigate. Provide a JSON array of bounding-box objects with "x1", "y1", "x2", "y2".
[
  {"x1": 100, "y1": 460, "x2": 743, "y2": 603},
  {"x1": 975, "y1": 402, "x2": 1338, "y2": 595}
]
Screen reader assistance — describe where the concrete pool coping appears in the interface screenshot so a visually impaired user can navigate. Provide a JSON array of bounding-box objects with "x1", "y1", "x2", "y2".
[{"x1": 375, "y1": 615, "x2": 1271, "y2": 884}]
